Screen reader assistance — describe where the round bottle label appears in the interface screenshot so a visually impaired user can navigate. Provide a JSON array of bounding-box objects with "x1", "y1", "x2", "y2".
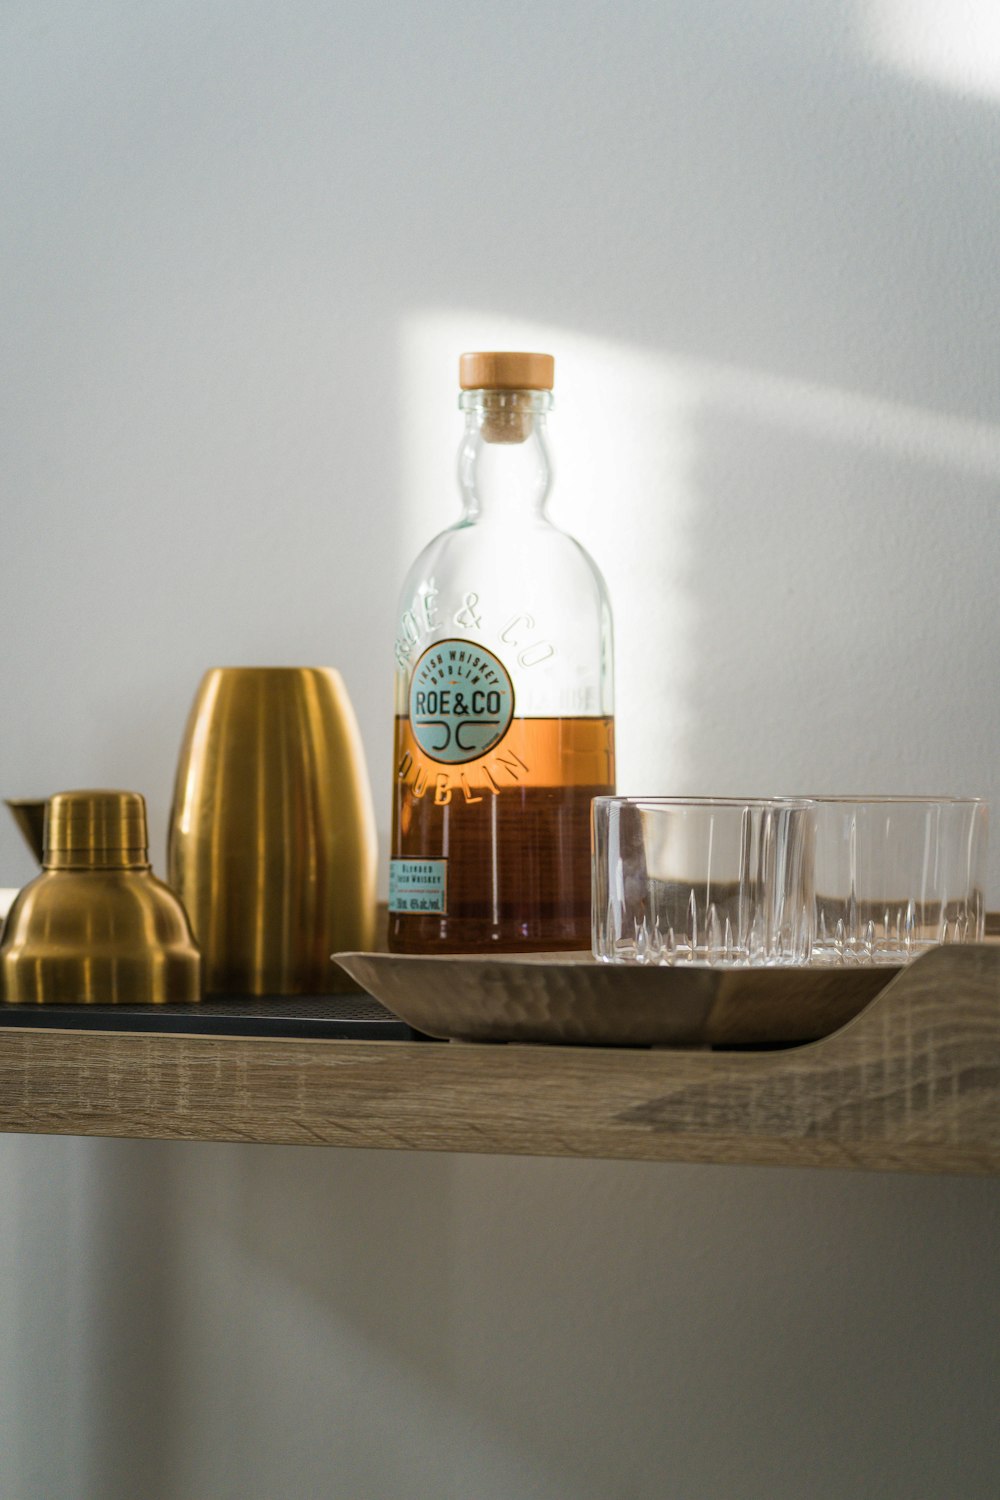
[{"x1": 408, "y1": 639, "x2": 515, "y2": 765}]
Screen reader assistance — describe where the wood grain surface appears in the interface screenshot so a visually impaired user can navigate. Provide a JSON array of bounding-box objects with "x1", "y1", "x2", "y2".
[{"x1": 0, "y1": 945, "x2": 997, "y2": 1174}]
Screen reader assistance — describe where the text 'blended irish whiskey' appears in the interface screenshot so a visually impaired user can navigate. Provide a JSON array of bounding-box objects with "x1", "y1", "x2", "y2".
[{"x1": 389, "y1": 351, "x2": 615, "y2": 953}]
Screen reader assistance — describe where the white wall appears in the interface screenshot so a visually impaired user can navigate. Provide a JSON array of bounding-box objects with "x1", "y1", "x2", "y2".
[{"x1": 1, "y1": 3, "x2": 998, "y2": 1496}]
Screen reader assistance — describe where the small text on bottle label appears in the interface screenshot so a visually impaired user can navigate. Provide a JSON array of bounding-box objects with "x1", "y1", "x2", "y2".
[{"x1": 389, "y1": 859, "x2": 447, "y2": 914}]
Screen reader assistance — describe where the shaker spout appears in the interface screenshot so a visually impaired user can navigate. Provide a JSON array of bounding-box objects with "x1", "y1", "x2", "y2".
[{"x1": 5, "y1": 799, "x2": 47, "y2": 864}]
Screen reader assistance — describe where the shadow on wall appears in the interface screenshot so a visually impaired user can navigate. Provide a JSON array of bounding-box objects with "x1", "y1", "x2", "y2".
[
  {"x1": 43, "y1": 1140, "x2": 1000, "y2": 1500},
  {"x1": 74, "y1": 1141, "x2": 188, "y2": 1500},
  {"x1": 65, "y1": 1142, "x2": 463, "y2": 1500}
]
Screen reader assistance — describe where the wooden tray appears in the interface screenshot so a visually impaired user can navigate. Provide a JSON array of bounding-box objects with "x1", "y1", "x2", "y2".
[{"x1": 332, "y1": 950, "x2": 899, "y2": 1047}]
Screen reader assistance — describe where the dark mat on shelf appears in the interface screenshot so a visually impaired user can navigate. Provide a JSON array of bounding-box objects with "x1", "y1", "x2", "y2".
[{"x1": 0, "y1": 993, "x2": 424, "y2": 1041}]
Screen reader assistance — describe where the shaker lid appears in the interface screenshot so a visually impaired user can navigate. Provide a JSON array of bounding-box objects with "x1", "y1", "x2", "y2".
[
  {"x1": 459, "y1": 351, "x2": 554, "y2": 391},
  {"x1": 45, "y1": 790, "x2": 150, "y2": 870}
]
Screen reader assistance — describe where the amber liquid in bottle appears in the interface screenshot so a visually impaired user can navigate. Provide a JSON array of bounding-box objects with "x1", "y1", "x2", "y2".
[{"x1": 390, "y1": 714, "x2": 615, "y2": 953}]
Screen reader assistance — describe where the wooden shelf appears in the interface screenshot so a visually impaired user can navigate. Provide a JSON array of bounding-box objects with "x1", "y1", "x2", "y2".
[{"x1": 0, "y1": 946, "x2": 998, "y2": 1175}]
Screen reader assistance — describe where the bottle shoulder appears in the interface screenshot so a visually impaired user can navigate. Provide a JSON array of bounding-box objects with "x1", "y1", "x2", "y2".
[
  {"x1": 398, "y1": 517, "x2": 610, "y2": 609},
  {"x1": 396, "y1": 521, "x2": 465, "y2": 596}
]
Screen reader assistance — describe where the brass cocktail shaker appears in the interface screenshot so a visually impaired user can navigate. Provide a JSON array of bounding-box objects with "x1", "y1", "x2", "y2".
[
  {"x1": 168, "y1": 668, "x2": 377, "y2": 995},
  {"x1": 0, "y1": 790, "x2": 202, "y2": 1004}
]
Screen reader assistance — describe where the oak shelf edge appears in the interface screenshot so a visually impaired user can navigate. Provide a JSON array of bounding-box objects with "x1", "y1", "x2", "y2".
[{"x1": 0, "y1": 945, "x2": 997, "y2": 1175}]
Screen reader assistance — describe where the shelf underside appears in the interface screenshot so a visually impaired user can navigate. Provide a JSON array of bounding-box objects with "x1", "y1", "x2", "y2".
[{"x1": 0, "y1": 946, "x2": 997, "y2": 1175}]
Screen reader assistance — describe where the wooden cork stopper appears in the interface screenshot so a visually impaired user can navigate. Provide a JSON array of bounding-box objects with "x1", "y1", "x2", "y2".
[{"x1": 459, "y1": 351, "x2": 554, "y2": 392}]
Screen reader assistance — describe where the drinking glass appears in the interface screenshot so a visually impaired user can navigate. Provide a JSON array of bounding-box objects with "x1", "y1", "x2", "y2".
[
  {"x1": 810, "y1": 796, "x2": 987, "y2": 964},
  {"x1": 592, "y1": 797, "x2": 814, "y2": 966}
]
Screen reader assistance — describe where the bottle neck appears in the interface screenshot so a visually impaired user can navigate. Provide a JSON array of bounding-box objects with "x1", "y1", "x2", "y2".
[{"x1": 458, "y1": 389, "x2": 553, "y2": 521}]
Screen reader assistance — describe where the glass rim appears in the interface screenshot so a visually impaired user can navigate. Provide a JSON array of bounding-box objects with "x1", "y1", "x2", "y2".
[
  {"x1": 593, "y1": 794, "x2": 986, "y2": 811},
  {"x1": 803, "y1": 794, "x2": 986, "y2": 808},
  {"x1": 591, "y1": 795, "x2": 815, "y2": 812}
]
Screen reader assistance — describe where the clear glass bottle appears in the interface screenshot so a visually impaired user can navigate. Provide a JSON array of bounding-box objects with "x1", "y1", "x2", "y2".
[{"x1": 389, "y1": 351, "x2": 615, "y2": 953}]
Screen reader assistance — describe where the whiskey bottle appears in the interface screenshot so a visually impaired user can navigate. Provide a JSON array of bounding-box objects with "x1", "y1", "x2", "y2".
[{"x1": 389, "y1": 351, "x2": 614, "y2": 953}]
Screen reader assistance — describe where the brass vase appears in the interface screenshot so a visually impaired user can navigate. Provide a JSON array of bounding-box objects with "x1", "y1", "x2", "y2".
[{"x1": 168, "y1": 668, "x2": 377, "y2": 995}]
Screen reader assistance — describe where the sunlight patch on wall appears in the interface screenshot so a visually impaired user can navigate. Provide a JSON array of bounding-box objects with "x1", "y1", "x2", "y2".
[
  {"x1": 860, "y1": 0, "x2": 1000, "y2": 100},
  {"x1": 399, "y1": 314, "x2": 700, "y2": 792}
]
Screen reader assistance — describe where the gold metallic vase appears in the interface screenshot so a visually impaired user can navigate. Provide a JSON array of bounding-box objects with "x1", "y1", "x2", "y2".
[
  {"x1": 0, "y1": 790, "x2": 202, "y2": 1004},
  {"x1": 168, "y1": 668, "x2": 377, "y2": 995}
]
